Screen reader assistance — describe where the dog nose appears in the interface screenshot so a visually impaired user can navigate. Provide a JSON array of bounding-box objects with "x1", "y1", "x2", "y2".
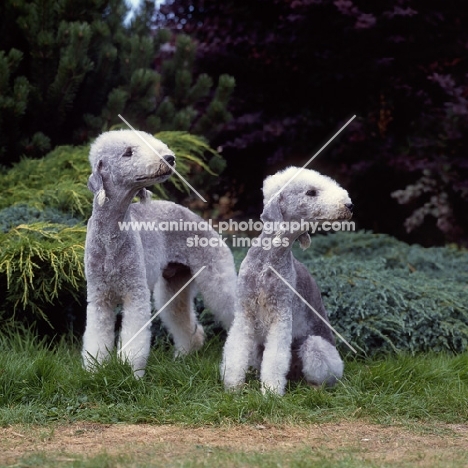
[
  {"x1": 164, "y1": 155, "x2": 175, "y2": 166},
  {"x1": 345, "y1": 203, "x2": 354, "y2": 213}
]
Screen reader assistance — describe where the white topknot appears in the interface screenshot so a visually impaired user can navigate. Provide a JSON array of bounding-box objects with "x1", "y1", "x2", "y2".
[
  {"x1": 262, "y1": 166, "x2": 341, "y2": 205},
  {"x1": 89, "y1": 129, "x2": 172, "y2": 168}
]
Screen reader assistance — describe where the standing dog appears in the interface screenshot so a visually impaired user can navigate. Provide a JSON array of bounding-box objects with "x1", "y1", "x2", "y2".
[{"x1": 82, "y1": 130, "x2": 237, "y2": 377}]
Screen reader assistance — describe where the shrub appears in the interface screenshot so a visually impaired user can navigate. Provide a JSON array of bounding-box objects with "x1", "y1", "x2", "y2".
[
  {"x1": 292, "y1": 231, "x2": 468, "y2": 355},
  {"x1": 0, "y1": 131, "x2": 224, "y2": 331},
  {"x1": 0, "y1": 223, "x2": 86, "y2": 327},
  {"x1": 193, "y1": 230, "x2": 468, "y2": 356},
  {"x1": 2, "y1": 134, "x2": 467, "y2": 355},
  {"x1": 0, "y1": 131, "x2": 222, "y2": 218},
  {"x1": 0, "y1": 204, "x2": 81, "y2": 233},
  {"x1": 0, "y1": 145, "x2": 91, "y2": 217}
]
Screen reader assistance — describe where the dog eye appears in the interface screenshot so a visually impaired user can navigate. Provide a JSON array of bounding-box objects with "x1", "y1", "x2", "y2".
[
  {"x1": 122, "y1": 147, "x2": 133, "y2": 157},
  {"x1": 306, "y1": 189, "x2": 317, "y2": 197}
]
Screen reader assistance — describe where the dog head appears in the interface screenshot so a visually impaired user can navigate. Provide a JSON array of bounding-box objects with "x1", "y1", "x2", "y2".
[
  {"x1": 261, "y1": 167, "x2": 353, "y2": 240},
  {"x1": 87, "y1": 130, "x2": 175, "y2": 205}
]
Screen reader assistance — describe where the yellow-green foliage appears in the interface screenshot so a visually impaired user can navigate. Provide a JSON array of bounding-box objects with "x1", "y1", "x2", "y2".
[
  {"x1": 150, "y1": 131, "x2": 225, "y2": 198},
  {"x1": 0, "y1": 131, "x2": 222, "y2": 218},
  {"x1": 0, "y1": 145, "x2": 92, "y2": 217},
  {"x1": 0, "y1": 223, "x2": 86, "y2": 323},
  {"x1": 0, "y1": 132, "x2": 223, "y2": 323}
]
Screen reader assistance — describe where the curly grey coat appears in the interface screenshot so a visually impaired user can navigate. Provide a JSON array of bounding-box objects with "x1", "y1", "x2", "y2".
[
  {"x1": 82, "y1": 130, "x2": 237, "y2": 377},
  {"x1": 221, "y1": 167, "x2": 353, "y2": 395}
]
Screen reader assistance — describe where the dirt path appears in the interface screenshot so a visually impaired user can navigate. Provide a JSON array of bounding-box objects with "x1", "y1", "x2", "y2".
[{"x1": 2, "y1": 421, "x2": 468, "y2": 466}]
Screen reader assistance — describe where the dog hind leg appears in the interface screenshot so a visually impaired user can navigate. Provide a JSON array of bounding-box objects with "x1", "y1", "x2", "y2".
[
  {"x1": 193, "y1": 249, "x2": 238, "y2": 330},
  {"x1": 299, "y1": 335, "x2": 343, "y2": 386},
  {"x1": 156, "y1": 264, "x2": 205, "y2": 356}
]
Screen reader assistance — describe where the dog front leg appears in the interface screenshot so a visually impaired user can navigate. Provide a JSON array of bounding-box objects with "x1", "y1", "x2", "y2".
[
  {"x1": 119, "y1": 289, "x2": 152, "y2": 378},
  {"x1": 260, "y1": 315, "x2": 293, "y2": 395},
  {"x1": 82, "y1": 300, "x2": 116, "y2": 371},
  {"x1": 221, "y1": 313, "x2": 254, "y2": 390}
]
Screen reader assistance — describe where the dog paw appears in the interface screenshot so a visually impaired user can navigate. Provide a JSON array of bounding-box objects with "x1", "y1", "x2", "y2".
[
  {"x1": 133, "y1": 368, "x2": 145, "y2": 379},
  {"x1": 173, "y1": 324, "x2": 205, "y2": 357},
  {"x1": 223, "y1": 380, "x2": 246, "y2": 392},
  {"x1": 191, "y1": 323, "x2": 205, "y2": 351},
  {"x1": 261, "y1": 381, "x2": 285, "y2": 396}
]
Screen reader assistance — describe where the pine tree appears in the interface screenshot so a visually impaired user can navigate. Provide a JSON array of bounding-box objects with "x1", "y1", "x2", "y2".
[
  {"x1": 0, "y1": 0, "x2": 235, "y2": 163},
  {"x1": 88, "y1": 33, "x2": 235, "y2": 139}
]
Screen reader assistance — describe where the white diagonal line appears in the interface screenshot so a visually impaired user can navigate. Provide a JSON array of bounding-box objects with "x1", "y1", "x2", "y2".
[
  {"x1": 268, "y1": 265, "x2": 357, "y2": 354},
  {"x1": 118, "y1": 114, "x2": 208, "y2": 203},
  {"x1": 119, "y1": 266, "x2": 206, "y2": 353},
  {"x1": 268, "y1": 115, "x2": 356, "y2": 205}
]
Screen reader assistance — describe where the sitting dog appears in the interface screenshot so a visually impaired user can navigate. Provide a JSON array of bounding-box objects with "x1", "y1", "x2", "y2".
[{"x1": 221, "y1": 166, "x2": 353, "y2": 395}]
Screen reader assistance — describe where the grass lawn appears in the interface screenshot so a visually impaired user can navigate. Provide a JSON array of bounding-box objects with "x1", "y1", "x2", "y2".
[{"x1": 1, "y1": 331, "x2": 468, "y2": 467}]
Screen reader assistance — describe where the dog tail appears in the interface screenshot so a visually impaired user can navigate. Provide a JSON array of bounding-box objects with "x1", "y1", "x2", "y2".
[{"x1": 298, "y1": 335, "x2": 344, "y2": 387}]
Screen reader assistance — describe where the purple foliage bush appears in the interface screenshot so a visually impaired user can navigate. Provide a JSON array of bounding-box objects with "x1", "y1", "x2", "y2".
[{"x1": 157, "y1": 0, "x2": 468, "y2": 245}]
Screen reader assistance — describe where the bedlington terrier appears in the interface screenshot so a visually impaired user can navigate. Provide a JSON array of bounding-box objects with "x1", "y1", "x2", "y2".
[
  {"x1": 221, "y1": 166, "x2": 353, "y2": 395},
  {"x1": 82, "y1": 130, "x2": 237, "y2": 377}
]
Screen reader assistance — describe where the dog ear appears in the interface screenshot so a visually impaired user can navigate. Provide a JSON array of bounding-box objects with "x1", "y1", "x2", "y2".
[
  {"x1": 261, "y1": 193, "x2": 283, "y2": 222},
  {"x1": 87, "y1": 160, "x2": 106, "y2": 206},
  {"x1": 297, "y1": 232, "x2": 311, "y2": 250},
  {"x1": 136, "y1": 188, "x2": 152, "y2": 204},
  {"x1": 261, "y1": 194, "x2": 286, "y2": 241}
]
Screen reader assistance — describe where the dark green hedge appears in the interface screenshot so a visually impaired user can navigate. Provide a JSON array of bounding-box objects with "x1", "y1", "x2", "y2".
[
  {"x1": 293, "y1": 232, "x2": 468, "y2": 355},
  {"x1": 1, "y1": 137, "x2": 467, "y2": 355}
]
